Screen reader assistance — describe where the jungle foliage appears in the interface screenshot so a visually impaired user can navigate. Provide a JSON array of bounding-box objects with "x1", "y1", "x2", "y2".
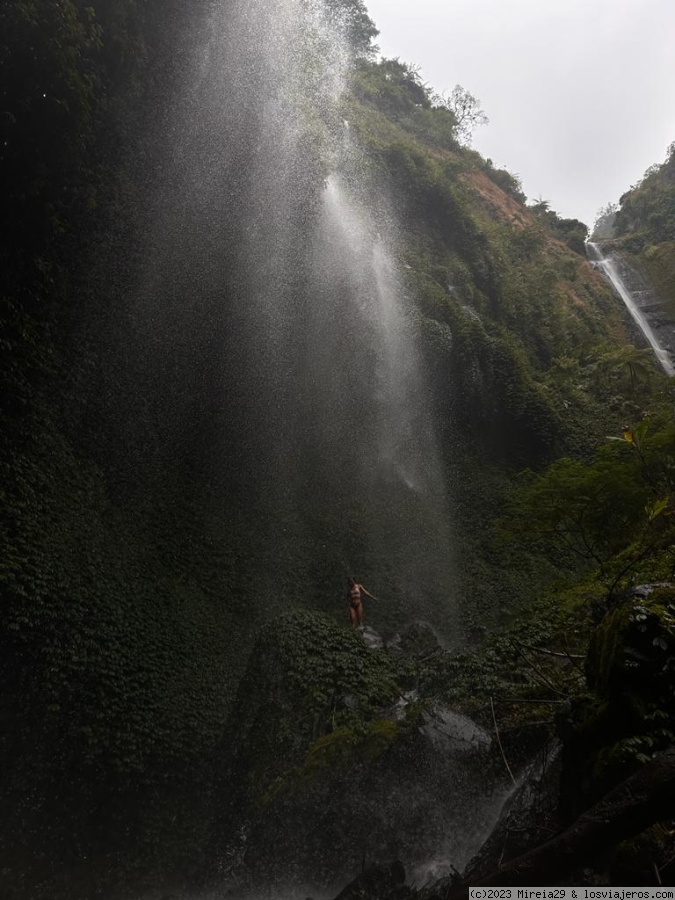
[
  {"x1": 344, "y1": 53, "x2": 668, "y2": 634},
  {"x1": 2, "y1": 0, "x2": 673, "y2": 896},
  {"x1": 601, "y1": 142, "x2": 675, "y2": 315},
  {"x1": 614, "y1": 143, "x2": 675, "y2": 249},
  {"x1": 504, "y1": 415, "x2": 675, "y2": 593}
]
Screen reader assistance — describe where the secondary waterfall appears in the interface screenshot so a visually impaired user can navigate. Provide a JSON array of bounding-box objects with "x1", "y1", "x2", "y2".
[
  {"x1": 130, "y1": 0, "x2": 456, "y2": 634},
  {"x1": 587, "y1": 242, "x2": 675, "y2": 376}
]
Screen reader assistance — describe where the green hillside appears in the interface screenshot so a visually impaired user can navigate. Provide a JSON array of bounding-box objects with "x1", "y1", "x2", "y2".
[{"x1": 597, "y1": 142, "x2": 675, "y2": 314}]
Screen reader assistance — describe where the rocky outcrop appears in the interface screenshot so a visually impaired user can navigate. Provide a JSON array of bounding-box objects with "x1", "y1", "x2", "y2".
[
  {"x1": 463, "y1": 742, "x2": 563, "y2": 881},
  {"x1": 559, "y1": 584, "x2": 675, "y2": 819},
  {"x1": 445, "y1": 746, "x2": 675, "y2": 894},
  {"x1": 207, "y1": 612, "x2": 513, "y2": 898}
]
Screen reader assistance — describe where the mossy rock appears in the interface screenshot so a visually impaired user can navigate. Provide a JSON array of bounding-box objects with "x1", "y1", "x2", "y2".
[
  {"x1": 559, "y1": 589, "x2": 675, "y2": 816},
  {"x1": 260, "y1": 719, "x2": 403, "y2": 808},
  {"x1": 220, "y1": 609, "x2": 401, "y2": 804},
  {"x1": 305, "y1": 718, "x2": 401, "y2": 772},
  {"x1": 586, "y1": 587, "x2": 675, "y2": 717}
]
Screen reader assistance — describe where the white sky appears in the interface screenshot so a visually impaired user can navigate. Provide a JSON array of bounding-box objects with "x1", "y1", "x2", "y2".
[{"x1": 364, "y1": 0, "x2": 675, "y2": 226}]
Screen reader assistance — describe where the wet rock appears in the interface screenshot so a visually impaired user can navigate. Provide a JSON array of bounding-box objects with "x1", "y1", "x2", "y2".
[
  {"x1": 420, "y1": 707, "x2": 491, "y2": 756},
  {"x1": 225, "y1": 702, "x2": 508, "y2": 895},
  {"x1": 208, "y1": 612, "x2": 513, "y2": 897},
  {"x1": 386, "y1": 689, "x2": 419, "y2": 722},
  {"x1": 359, "y1": 624, "x2": 384, "y2": 649},
  {"x1": 463, "y1": 742, "x2": 562, "y2": 880},
  {"x1": 625, "y1": 581, "x2": 674, "y2": 600},
  {"x1": 389, "y1": 621, "x2": 444, "y2": 659}
]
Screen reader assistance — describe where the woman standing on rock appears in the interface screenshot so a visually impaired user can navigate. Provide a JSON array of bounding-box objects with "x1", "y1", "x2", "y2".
[{"x1": 347, "y1": 577, "x2": 375, "y2": 628}]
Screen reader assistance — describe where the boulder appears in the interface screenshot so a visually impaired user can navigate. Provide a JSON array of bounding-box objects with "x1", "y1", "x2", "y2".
[
  {"x1": 419, "y1": 707, "x2": 491, "y2": 757},
  {"x1": 559, "y1": 585, "x2": 675, "y2": 817},
  {"x1": 207, "y1": 613, "x2": 512, "y2": 897},
  {"x1": 359, "y1": 624, "x2": 384, "y2": 649},
  {"x1": 388, "y1": 621, "x2": 444, "y2": 659}
]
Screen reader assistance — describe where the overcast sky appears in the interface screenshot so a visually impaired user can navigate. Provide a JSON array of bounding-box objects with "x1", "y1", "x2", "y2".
[{"x1": 364, "y1": 0, "x2": 675, "y2": 227}]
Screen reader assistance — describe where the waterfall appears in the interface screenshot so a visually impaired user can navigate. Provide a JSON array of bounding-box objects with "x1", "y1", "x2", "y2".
[
  {"x1": 130, "y1": 0, "x2": 456, "y2": 634},
  {"x1": 587, "y1": 242, "x2": 675, "y2": 376}
]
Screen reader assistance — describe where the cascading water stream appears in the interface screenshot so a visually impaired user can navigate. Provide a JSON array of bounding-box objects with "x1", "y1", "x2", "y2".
[
  {"x1": 130, "y1": 0, "x2": 457, "y2": 634},
  {"x1": 124, "y1": 2, "x2": 519, "y2": 896},
  {"x1": 587, "y1": 242, "x2": 675, "y2": 376}
]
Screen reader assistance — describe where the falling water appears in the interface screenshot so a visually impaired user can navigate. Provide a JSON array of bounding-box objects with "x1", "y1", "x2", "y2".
[
  {"x1": 113, "y1": 3, "x2": 518, "y2": 896},
  {"x1": 587, "y1": 241, "x2": 675, "y2": 376},
  {"x1": 130, "y1": 0, "x2": 456, "y2": 634}
]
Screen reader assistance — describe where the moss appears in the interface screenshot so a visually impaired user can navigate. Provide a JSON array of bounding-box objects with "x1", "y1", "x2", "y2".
[
  {"x1": 222, "y1": 610, "x2": 403, "y2": 812},
  {"x1": 560, "y1": 591, "x2": 675, "y2": 816},
  {"x1": 256, "y1": 716, "x2": 404, "y2": 813},
  {"x1": 304, "y1": 717, "x2": 400, "y2": 772},
  {"x1": 586, "y1": 591, "x2": 675, "y2": 702}
]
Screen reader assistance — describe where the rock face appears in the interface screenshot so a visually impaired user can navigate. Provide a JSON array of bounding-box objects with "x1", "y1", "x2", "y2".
[
  {"x1": 419, "y1": 707, "x2": 491, "y2": 757},
  {"x1": 388, "y1": 621, "x2": 445, "y2": 658},
  {"x1": 205, "y1": 591, "x2": 675, "y2": 898},
  {"x1": 587, "y1": 243, "x2": 675, "y2": 375},
  {"x1": 207, "y1": 612, "x2": 513, "y2": 899},
  {"x1": 463, "y1": 743, "x2": 563, "y2": 881},
  {"x1": 559, "y1": 584, "x2": 675, "y2": 819},
  {"x1": 360, "y1": 624, "x2": 385, "y2": 649}
]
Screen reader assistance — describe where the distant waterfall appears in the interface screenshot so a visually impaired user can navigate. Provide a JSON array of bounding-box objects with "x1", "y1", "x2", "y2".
[
  {"x1": 131, "y1": 0, "x2": 456, "y2": 634},
  {"x1": 587, "y1": 242, "x2": 675, "y2": 376}
]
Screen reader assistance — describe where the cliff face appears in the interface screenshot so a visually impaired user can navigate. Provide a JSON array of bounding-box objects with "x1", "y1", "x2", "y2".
[
  {"x1": 0, "y1": 3, "x2": 658, "y2": 897},
  {"x1": 600, "y1": 142, "x2": 675, "y2": 315},
  {"x1": 347, "y1": 59, "x2": 634, "y2": 468}
]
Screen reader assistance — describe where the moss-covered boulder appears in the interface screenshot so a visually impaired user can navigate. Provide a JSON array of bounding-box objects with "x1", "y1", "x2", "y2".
[
  {"x1": 559, "y1": 586, "x2": 675, "y2": 818},
  {"x1": 208, "y1": 610, "x2": 507, "y2": 898},
  {"x1": 217, "y1": 609, "x2": 401, "y2": 801}
]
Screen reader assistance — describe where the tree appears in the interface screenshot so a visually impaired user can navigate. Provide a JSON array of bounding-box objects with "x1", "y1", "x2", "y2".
[
  {"x1": 592, "y1": 202, "x2": 618, "y2": 240},
  {"x1": 438, "y1": 84, "x2": 488, "y2": 144},
  {"x1": 502, "y1": 416, "x2": 675, "y2": 594},
  {"x1": 592, "y1": 344, "x2": 656, "y2": 395},
  {"x1": 323, "y1": 0, "x2": 379, "y2": 57}
]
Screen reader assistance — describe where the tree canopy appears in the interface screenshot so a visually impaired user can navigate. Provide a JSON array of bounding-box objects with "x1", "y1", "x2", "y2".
[{"x1": 323, "y1": 0, "x2": 378, "y2": 56}]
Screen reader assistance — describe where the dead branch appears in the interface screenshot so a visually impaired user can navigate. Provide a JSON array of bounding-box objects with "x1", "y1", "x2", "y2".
[
  {"x1": 509, "y1": 641, "x2": 569, "y2": 698},
  {"x1": 519, "y1": 642, "x2": 585, "y2": 661},
  {"x1": 490, "y1": 696, "x2": 517, "y2": 786}
]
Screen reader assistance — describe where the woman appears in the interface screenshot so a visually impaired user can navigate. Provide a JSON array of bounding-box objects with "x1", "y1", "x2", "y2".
[{"x1": 347, "y1": 576, "x2": 375, "y2": 628}]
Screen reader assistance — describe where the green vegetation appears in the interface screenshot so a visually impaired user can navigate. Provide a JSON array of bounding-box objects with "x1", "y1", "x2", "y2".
[
  {"x1": 560, "y1": 586, "x2": 675, "y2": 816},
  {"x1": 614, "y1": 143, "x2": 675, "y2": 250},
  {"x1": 529, "y1": 199, "x2": 589, "y2": 255},
  {"x1": 219, "y1": 611, "x2": 403, "y2": 810},
  {"x1": 229, "y1": 611, "x2": 400, "y2": 772},
  {"x1": 2, "y1": 0, "x2": 674, "y2": 895},
  {"x1": 345, "y1": 54, "x2": 662, "y2": 631},
  {"x1": 599, "y1": 141, "x2": 675, "y2": 314},
  {"x1": 504, "y1": 414, "x2": 675, "y2": 593},
  {"x1": 325, "y1": 0, "x2": 379, "y2": 56}
]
